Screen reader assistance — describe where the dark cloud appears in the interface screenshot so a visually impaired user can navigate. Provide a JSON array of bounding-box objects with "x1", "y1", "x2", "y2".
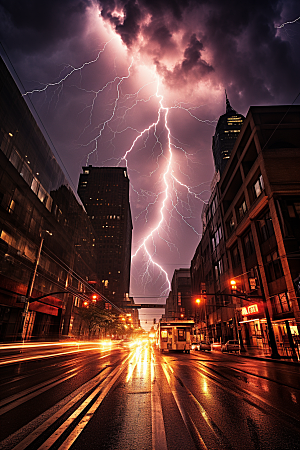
[
  {"x1": 0, "y1": 0, "x2": 92, "y2": 55},
  {"x1": 95, "y1": 0, "x2": 300, "y2": 102}
]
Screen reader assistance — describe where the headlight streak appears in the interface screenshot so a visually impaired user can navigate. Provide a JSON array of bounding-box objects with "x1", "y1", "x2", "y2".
[
  {"x1": 126, "y1": 343, "x2": 142, "y2": 383},
  {"x1": 0, "y1": 342, "x2": 114, "y2": 366}
]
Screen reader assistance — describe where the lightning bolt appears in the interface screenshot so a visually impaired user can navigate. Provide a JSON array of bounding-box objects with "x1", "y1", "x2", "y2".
[
  {"x1": 22, "y1": 40, "x2": 114, "y2": 97},
  {"x1": 22, "y1": 39, "x2": 212, "y2": 298},
  {"x1": 276, "y1": 15, "x2": 300, "y2": 28},
  {"x1": 117, "y1": 79, "x2": 211, "y2": 294}
]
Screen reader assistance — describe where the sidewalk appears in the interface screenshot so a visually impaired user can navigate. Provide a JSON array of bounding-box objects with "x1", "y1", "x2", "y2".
[{"x1": 236, "y1": 346, "x2": 300, "y2": 365}]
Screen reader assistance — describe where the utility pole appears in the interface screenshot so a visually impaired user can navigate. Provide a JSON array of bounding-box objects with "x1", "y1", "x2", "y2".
[
  {"x1": 256, "y1": 266, "x2": 280, "y2": 359},
  {"x1": 20, "y1": 230, "x2": 51, "y2": 341}
]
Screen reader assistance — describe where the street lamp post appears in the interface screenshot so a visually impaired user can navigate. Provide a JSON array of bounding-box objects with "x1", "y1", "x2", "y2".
[{"x1": 20, "y1": 230, "x2": 52, "y2": 340}]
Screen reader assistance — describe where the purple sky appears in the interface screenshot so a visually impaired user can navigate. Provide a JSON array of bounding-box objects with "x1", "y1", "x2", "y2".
[{"x1": 1, "y1": 0, "x2": 300, "y2": 329}]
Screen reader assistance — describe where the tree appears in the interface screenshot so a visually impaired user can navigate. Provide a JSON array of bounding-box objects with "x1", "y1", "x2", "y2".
[{"x1": 78, "y1": 305, "x2": 114, "y2": 339}]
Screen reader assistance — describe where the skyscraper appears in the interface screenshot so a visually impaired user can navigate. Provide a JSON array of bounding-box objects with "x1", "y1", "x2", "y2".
[
  {"x1": 78, "y1": 166, "x2": 132, "y2": 307},
  {"x1": 212, "y1": 92, "x2": 245, "y2": 175}
]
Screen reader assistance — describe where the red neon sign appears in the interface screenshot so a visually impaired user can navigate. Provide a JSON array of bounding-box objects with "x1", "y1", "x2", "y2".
[{"x1": 242, "y1": 304, "x2": 259, "y2": 316}]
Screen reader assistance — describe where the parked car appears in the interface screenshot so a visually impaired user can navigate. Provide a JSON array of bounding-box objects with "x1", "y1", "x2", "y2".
[
  {"x1": 199, "y1": 341, "x2": 211, "y2": 351},
  {"x1": 221, "y1": 340, "x2": 240, "y2": 353}
]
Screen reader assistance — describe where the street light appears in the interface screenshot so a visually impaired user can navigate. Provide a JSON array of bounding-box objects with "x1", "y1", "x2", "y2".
[{"x1": 230, "y1": 279, "x2": 237, "y2": 291}]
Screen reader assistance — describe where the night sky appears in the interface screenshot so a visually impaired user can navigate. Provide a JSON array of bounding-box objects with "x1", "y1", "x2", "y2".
[{"x1": 1, "y1": 0, "x2": 300, "y2": 329}]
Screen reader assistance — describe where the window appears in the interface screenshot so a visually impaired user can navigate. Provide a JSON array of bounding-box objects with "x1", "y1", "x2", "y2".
[
  {"x1": 161, "y1": 329, "x2": 168, "y2": 341},
  {"x1": 214, "y1": 258, "x2": 223, "y2": 280},
  {"x1": 226, "y1": 215, "x2": 235, "y2": 236},
  {"x1": 257, "y1": 211, "x2": 274, "y2": 243},
  {"x1": 8, "y1": 199, "x2": 16, "y2": 214},
  {"x1": 212, "y1": 224, "x2": 222, "y2": 250},
  {"x1": 287, "y1": 203, "x2": 300, "y2": 219},
  {"x1": 237, "y1": 200, "x2": 247, "y2": 221},
  {"x1": 231, "y1": 245, "x2": 241, "y2": 269},
  {"x1": 253, "y1": 174, "x2": 264, "y2": 198},
  {"x1": 243, "y1": 230, "x2": 255, "y2": 258},
  {"x1": 20, "y1": 162, "x2": 33, "y2": 185},
  {"x1": 264, "y1": 250, "x2": 284, "y2": 282},
  {"x1": 38, "y1": 185, "x2": 47, "y2": 204},
  {"x1": 211, "y1": 196, "x2": 217, "y2": 216},
  {"x1": 178, "y1": 328, "x2": 186, "y2": 341},
  {"x1": 9, "y1": 148, "x2": 22, "y2": 171},
  {"x1": 178, "y1": 292, "x2": 181, "y2": 305},
  {"x1": 271, "y1": 292, "x2": 291, "y2": 314},
  {"x1": 31, "y1": 177, "x2": 39, "y2": 195}
]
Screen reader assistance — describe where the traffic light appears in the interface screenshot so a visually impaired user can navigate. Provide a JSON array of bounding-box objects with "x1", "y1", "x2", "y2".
[
  {"x1": 230, "y1": 279, "x2": 237, "y2": 293},
  {"x1": 83, "y1": 301, "x2": 89, "y2": 307},
  {"x1": 195, "y1": 298, "x2": 201, "y2": 305},
  {"x1": 92, "y1": 294, "x2": 97, "y2": 303}
]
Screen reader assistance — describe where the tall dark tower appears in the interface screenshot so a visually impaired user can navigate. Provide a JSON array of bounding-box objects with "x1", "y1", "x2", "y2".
[
  {"x1": 78, "y1": 166, "x2": 132, "y2": 307},
  {"x1": 212, "y1": 92, "x2": 244, "y2": 175}
]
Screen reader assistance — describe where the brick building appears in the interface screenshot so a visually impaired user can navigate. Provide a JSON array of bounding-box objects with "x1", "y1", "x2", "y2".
[{"x1": 191, "y1": 105, "x2": 300, "y2": 357}]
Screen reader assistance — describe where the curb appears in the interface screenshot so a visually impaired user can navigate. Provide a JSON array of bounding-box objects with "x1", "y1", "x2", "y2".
[{"x1": 236, "y1": 353, "x2": 300, "y2": 365}]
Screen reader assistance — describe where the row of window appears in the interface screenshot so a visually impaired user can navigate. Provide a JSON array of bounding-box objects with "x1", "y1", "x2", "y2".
[
  {"x1": 226, "y1": 173, "x2": 265, "y2": 236},
  {"x1": 211, "y1": 224, "x2": 223, "y2": 251}
]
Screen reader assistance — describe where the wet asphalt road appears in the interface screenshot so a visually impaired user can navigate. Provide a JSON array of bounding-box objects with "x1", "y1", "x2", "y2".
[{"x1": 0, "y1": 339, "x2": 300, "y2": 450}]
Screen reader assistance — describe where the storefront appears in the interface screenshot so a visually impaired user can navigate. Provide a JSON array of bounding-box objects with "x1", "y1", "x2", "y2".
[{"x1": 239, "y1": 302, "x2": 266, "y2": 349}]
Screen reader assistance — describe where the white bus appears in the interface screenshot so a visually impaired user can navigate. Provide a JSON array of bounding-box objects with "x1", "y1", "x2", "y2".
[{"x1": 157, "y1": 319, "x2": 194, "y2": 353}]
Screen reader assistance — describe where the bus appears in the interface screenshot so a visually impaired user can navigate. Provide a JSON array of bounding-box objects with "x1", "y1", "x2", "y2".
[{"x1": 157, "y1": 319, "x2": 194, "y2": 353}]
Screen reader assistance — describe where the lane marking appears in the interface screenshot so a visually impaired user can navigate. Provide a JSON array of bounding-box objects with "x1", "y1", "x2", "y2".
[
  {"x1": 0, "y1": 368, "x2": 78, "y2": 412},
  {"x1": 55, "y1": 353, "x2": 133, "y2": 450},
  {"x1": 151, "y1": 348, "x2": 167, "y2": 450},
  {"x1": 161, "y1": 360, "x2": 207, "y2": 450},
  {"x1": 9, "y1": 366, "x2": 113, "y2": 450},
  {"x1": 0, "y1": 353, "x2": 113, "y2": 416}
]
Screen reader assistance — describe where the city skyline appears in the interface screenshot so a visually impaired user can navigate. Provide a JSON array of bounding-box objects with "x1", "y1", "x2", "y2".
[{"x1": 1, "y1": 0, "x2": 300, "y2": 328}]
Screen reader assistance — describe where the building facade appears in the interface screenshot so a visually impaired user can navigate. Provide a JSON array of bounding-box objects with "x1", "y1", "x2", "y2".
[
  {"x1": 77, "y1": 166, "x2": 133, "y2": 308},
  {"x1": 212, "y1": 93, "x2": 245, "y2": 176},
  {"x1": 0, "y1": 56, "x2": 99, "y2": 341},
  {"x1": 164, "y1": 268, "x2": 193, "y2": 320},
  {"x1": 191, "y1": 105, "x2": 300, "y2": 358}
]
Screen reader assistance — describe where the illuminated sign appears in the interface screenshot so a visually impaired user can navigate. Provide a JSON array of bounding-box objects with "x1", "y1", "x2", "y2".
[{"x1": 242, "y1": 304, "x2": 259, "y2": 316}]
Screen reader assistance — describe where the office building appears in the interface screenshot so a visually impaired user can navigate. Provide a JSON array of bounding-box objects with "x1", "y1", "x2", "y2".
[
  {"x1": 212, "y1": 92, "x2": 244, "y2": 175},
  {"x1": 0, "y1": 56, "x2": 98, "y2": 341},
  {"x1": 164, "y1": 268, "x2": 192, "y2": 320},
  {"x1": 78, "y1": 166, "x2": 132, "y2": 307}
]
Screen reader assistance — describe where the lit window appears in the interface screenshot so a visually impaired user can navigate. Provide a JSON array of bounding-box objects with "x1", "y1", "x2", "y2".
[{"x1": 253, "y1": 175, "x2": 264, "y2": 198}]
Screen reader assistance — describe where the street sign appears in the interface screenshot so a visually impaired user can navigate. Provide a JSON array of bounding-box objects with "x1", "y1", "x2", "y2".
[{"x1": 249, "y1": 278, "x2": 257, "y2": 290}]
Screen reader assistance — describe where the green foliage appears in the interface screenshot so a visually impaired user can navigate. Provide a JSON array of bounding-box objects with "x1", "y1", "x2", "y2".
[{"x1": 78, "y1": 305, "x2": 124, "y2": 338}]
